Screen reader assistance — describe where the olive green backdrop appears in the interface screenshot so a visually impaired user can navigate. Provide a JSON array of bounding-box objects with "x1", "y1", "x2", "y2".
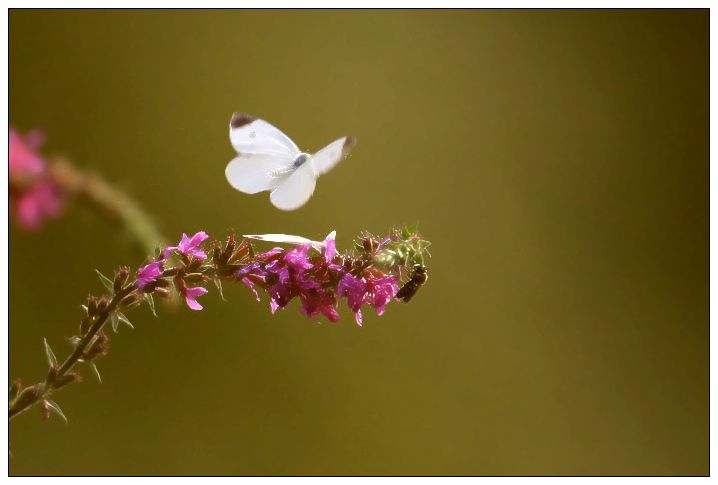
[{"x1": 9, "y1": 10, "x2": 708, "y2": 476}]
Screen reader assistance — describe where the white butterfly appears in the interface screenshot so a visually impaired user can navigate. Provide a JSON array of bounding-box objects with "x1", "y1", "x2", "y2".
[
  {"x1": 226, "y1": 113, "x2": 356, "y2": 211},
  {"x1": 243, "y1": 230, "x2": 336, "y2": 252}
]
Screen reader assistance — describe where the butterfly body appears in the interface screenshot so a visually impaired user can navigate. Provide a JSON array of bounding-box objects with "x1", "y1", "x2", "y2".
[{"x1": 226, "y1": 113, "x2": 355, "y2": 210}]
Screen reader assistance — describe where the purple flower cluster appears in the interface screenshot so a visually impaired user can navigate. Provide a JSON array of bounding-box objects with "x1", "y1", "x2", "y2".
[
  {"x1": 138, "y1": 232, "x2": 210, "y2": 310},
  {"x1": 237, "y1": 233, "x2": 400, "y2": 326}
]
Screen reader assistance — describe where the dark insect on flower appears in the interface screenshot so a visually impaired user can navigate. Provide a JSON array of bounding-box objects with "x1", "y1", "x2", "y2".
[{"x1": 396, "y1": 264, "x2": 428, "y2": 303}]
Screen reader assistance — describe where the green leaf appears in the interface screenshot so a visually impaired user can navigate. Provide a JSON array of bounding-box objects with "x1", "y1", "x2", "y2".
[
  {"x1": 95, "y1": 269, "x2": 114, "y2": 292},
  {"x1": 117, "y1": 313, "x2": 134, "y2": 329},
  {"x1": 402, "y1": 226, "x2": 411, "y2": 239},
  {"x1": 146, "y1": 293, "x2": 157, "y2": 317},
  {"x1": 44, "y1": 338, "x2": 57, "y2": 367},
  {"x1": 214, "y1": 278, "x2": 226, "y2": 301},
  {"x1": 407, "y1": 223, "x2": 419, "y2": 235},
  {"x1": 110, "y1": 313, "x2": 119, "y2": 333},
  {"x1": 44, "y1": 399, "x2": 68, "y2": 424},
  {"x1": 87, "y1": 361, "x2": 102, "y2": 383}
]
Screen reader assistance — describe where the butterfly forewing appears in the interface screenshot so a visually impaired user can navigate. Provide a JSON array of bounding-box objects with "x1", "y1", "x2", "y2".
[{"x1": 229, "y1": 113, "x2": 300, "y2": 157}]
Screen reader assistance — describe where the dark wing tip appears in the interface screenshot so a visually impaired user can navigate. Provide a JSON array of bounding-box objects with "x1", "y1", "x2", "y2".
[
  {"x1": 342, "y1": 136, "x2": 357, "y2": 157},
  {"x1": 230, "y1": 113, "x2": 257, "y2": 129}
]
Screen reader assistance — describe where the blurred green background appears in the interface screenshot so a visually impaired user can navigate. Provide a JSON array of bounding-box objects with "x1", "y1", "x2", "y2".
[{"x1": 9, "y1": 10, "x2": 708, "y2": 476}]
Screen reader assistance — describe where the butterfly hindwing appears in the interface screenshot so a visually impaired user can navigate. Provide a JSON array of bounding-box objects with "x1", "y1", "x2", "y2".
[
  {"x1": 225, "y1": 154, "x2": 295, "y2": 194},
  {"x1": 270, "y1": 162, "x2": 317, "y2": 211}
]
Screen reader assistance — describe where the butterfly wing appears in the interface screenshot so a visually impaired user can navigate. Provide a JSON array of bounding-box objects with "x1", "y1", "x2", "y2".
[
  {"x1": 225, "y1": 154, "x2": 296, "y2": 194},
  {"x1": 270, "y1": 162, "x2": 317, "y2": 211},
  {"x1": 310, "y1": 136, "x2": 356, "y2": 176},
  {"x1": 243, "y1": 231, "x2": 336, "y2": 251},
  {"x1": 229, "y1": 113, "x2": 300, "y2": 158}
]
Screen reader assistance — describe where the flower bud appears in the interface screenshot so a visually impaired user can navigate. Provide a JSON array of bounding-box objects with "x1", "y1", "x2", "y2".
[
  {"x1": 229, "y1": 239, "x2": 251, "y2": 263},
  {"x1": 51, "y1": 373, "x2": 81, "y2": 390},
  {"x1": 114, "y1": 268, "x2": 130, "y2": 292},
  {"x1": 244, "y1": 273, "x2": 266, "y2": 287},
  {"x1": 153, "y1": 287, "x2": 172, "y2": 300},
  {"x1": 46, "y1": 365, "x2": 59, "y2": 385},
  {"x1": 363, "y1": 237, "x2": 379, "y2": 255},
  {"x1": 117, "y1": 294, "x2": 142, "y2": 313},
  {"x1": 8, "y1": 379, "x2": 21, "y2": 403},
  {"x1": 184, "y1": 273, "x2": 211, "y2": 285},
  {"x1": 83, "y1": 334, "x2": 109, "y2": 361},
  {"x1": 364, "y1": 267, "x2": 386, "y2": 279},
  {"x1": 210, "y1": 240, "x2": 222, "y2": 264},
  {"x1": 96, "y1": 297, "x2": 109, "y2": 315},
  {"x1": 12, "y1": 384, "x2": 40, "y2": 410},
  {"x1": 87, "y1": 296, "x2": 98, "y2": 316}
]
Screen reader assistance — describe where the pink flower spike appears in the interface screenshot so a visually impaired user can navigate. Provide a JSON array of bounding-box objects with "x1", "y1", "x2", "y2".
[
  {"x1": 9, "y1": 128, "x2": 64, "y2": 230},
  {"x1": 185, "y1": 286, "x2": 208, "y2": 311},
  {"x1": 164, "y1": 232, "x2": 209, "y2": 259},
  {"x1": 9, "y1": 128, "x2": 44, "y2": 175}
]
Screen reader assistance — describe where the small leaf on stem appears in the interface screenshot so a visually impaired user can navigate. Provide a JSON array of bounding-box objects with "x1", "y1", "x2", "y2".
[
  {"x1": 146, "y1": 293, "x2": 157, "y2": 317},
  {"x1": 95, "y1": 269, "x2": 114, "y2": 292},
  {"x1": 117, "y1": 312, "x2": 134, "y2": 329},
  {"x1": 110, "y1": 313, "x2": 119, "y2": 332},
  {"x1": 44, "y1": 399, "x2": 68, "y2": 424},
  {"x1": 214, "y1": 278, "x2": 226, "y2": 301},
  {"x1": 44, "y1": 338, "x2": 57, "y2": 367},
  {"x1": 87, "y1": 361, "x2": 102, "y2": 383}
]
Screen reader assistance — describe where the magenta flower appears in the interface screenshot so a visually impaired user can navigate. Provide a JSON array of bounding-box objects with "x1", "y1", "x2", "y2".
[
  {"x1": 336, "y1": 273, "x2": 400, "y2": 326},
  {"x1": 323, "y1": 233, "x2": 337, "y2": 262},
  {"x1": 136, "y1": 260, "x2": 164, "y2": 290},
  {"x1": 281, "y1": 244, "x2": 313, "y2": 273},
  {"x1": 184, "y1": 286, "x2": 209, "y2": 310},
  {"x1": 366, "y1": 276, "x2": 400, "y2": 316},
  {"x1": 337, "y1": 274, "x2": 369, "y2": 325},
  {"x1": 299, "y1": 290, "x2": 340, "y2": 323},
  {"x1": 9, "y1": 128, "x2": 64, "y2": 230},
  {"x1": 164, "y1": 232, "x2": 209, "y2": 260},
  {"x1": 237, "y1": 262, "x2": 267, "y2": 302}
]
